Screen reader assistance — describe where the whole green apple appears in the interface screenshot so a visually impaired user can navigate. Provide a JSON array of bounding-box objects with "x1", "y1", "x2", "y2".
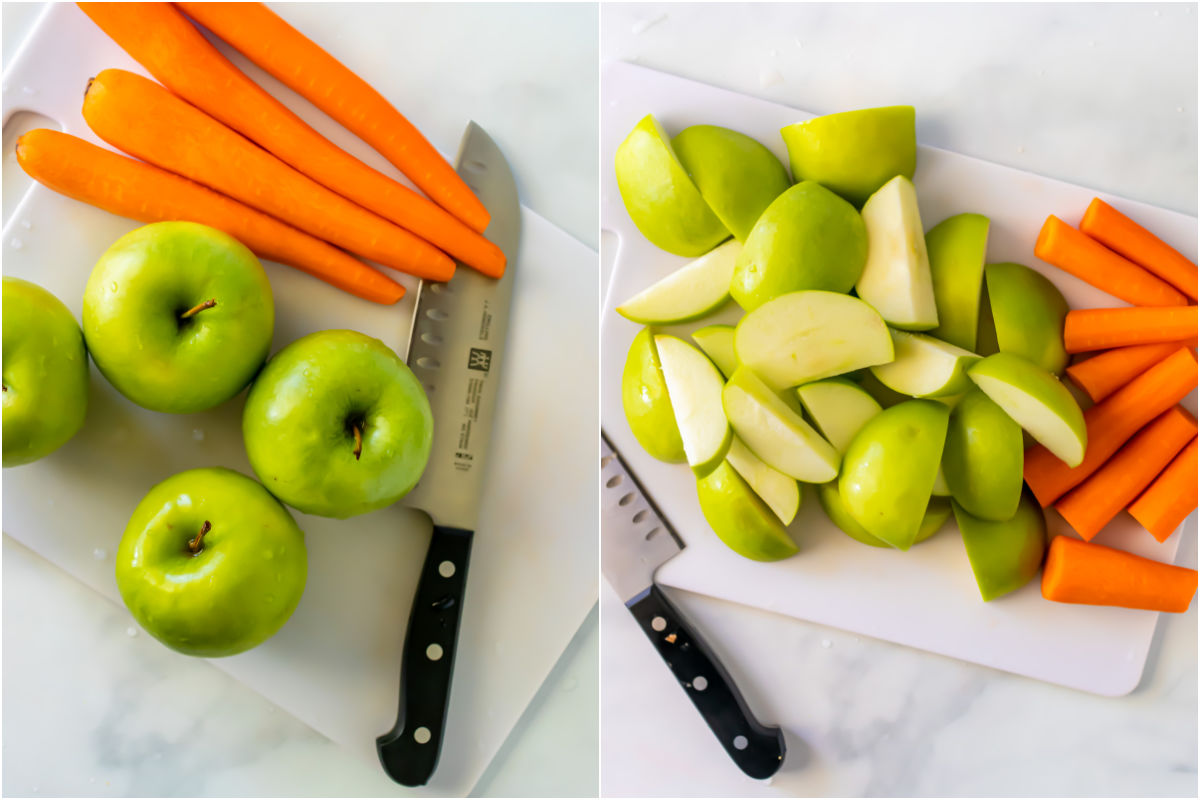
[
  {"x1": 622, "y1": 327, "x2": 686, "y2": 462},
  {"x1": 3, "y1": 278, "x2": 89, "y2": 466},
  {"x1": 243, "y1": 329, "x2": 433, "y2": 518},
  {"x1": 116, "y1": 467, "x2": 307, "y2": 657},
  {"x1": 83, "y1": 221, "x2": 273, "y2": 414}
]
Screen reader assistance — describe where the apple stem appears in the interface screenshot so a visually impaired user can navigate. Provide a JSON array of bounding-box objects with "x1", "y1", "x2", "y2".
[
  {"x1": 188, "y1": 520, "x2": 211, "y2": 555},
  {"x1": 352, "y1": 424, "x2": 363, "y2": 461},
  {"x1": 180, "y1": 299, "x2": 217, "y2": 319}
]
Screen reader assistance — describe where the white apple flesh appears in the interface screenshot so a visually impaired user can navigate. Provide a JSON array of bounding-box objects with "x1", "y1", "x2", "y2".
[
  {"x1": 724, "y1": 435, "x2": 801, "y2": 525},
  {"x1": 616, "y1": 239, "x2": 741, "y2": 324},
  {"x1": 654, "y1": 335, "x2": 732, "y2": 476},
  {"x1": 870, "y1": 329, "x2": 981, "y2": 398},
  {"x1": 856, "y1": 176, "x2": 938, "y2": 331}
]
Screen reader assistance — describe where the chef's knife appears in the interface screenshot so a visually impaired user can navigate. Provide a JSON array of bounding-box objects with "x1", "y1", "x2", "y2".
[
  {"x1": 377, "y1": 121, "x2": 521, "y2": 787},
  {"x1": 601, "y1": 432, "x2": 786, "y2": 779}
]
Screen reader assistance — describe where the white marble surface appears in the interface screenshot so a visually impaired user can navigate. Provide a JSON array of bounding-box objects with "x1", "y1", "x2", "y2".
[
  {"x1": 2, "y1": 3, "x2": 598, "y2": 797},
  {"x1": 600, "y1": 3, "x2": 1197, "y2": 797}
]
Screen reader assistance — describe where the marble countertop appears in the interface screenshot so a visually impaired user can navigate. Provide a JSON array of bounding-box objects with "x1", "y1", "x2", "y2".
[
  {"x1": 2, "y1": 3, "x2": 598, "y2": 796},
  {"x1": 600, "y1": 3, "x2": 1197, "y2": 797}
]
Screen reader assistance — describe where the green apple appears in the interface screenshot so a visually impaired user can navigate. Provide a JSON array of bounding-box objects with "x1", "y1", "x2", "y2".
[
  {"x1": 722, "y1": 366, "x2": 839, "y2": 483},
  {"x1": 953, "y1": 491, "x2": 1047, "y2": 601},
  {"x1": 615, "y1": 114, "x2": 730, "y2": 256},
  {"x1": 779, "y1": 105, "x2": 916, "y2": 207},
  {"x1": 696, "y1": 460, "x2": 798, "y2": 561},
  {"x1": 616, "y1": 239, "x2": 740, "y2": 324},
  {"x1": 116, "y1": 467, "x2": 307, "y2": 656},
  {"x1": 869, "y1": 329, "x2": 980, "y2": 398},
  {"x1": 691, "y1": 324, "x2": 738, "y2": 379},
  {"x1": 819, "y1": 482, "x2": 951, "y2": 548},
  {"x1": 931, "y1": 465, "x2": 951, "y2": 496},
  {"x1": 730, "y1": 181, "x2": 867, "y2": 310},
  {"x1": 968, "y1": 353, "x2": 1086, "y2": 467},
  {"x1": 855, "y1": 176, "x2": 938, "y2": 331},
  {"x1": 942, "y1": 388, "x2": 1023, "y2": 521},
  {"x1": 838, "y1": 399, "x2": 949, "y2": 550},
  {"x1": 857, "y1": 370, "x2": 910, "y2": 408},
  {"x1": 243, "y1": 330, "x2": 433, "y2": 518},
  {"x1": 3, "y1": 278, "x2": 89, "y2": 467},
  {"x1": 735, "y1": 290, "x2": 894, "y2": 390},
  {"x1": 725, "y1": 435, "x2": 800, "y2": 525},
  {"x1": 927, "y1": 213, "x2": 990, "y2": 351},
  {"x1": 794, "y1": 377, "x2": 882, "y2": 454},
  {"x1": 654, "y1": 335, "x2": 731, "y2": 476},
  {"x1": 622, "y1": 328, "x2": 686, "y2": 462},
  {"x1": 82, "y1": 221, "x2": 273, "y2": 414},
  {"x1": 985, "y1": 262, "x2": 1070, "y2": 375},
  {"x1": 672, "y1": 124, "x2": 791, "y2": 242}
]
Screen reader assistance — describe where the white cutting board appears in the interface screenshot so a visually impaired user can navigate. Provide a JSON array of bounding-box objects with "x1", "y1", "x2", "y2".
[
  {"x1": 0, "y1": 5, "x2": 598, "y2": 796},
  {"x1": 600, "y1": 60, "x2": 1198, "y2": 697}
]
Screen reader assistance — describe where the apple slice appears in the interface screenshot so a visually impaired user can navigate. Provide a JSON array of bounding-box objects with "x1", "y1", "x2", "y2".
[
  {"x1": 927, "y1": 213, "x2": 990, "y2": 351},
  {"x1": 819, "y1": 483, "x2": 951, "y2": 548},
  {"x1": 986, "y1": 262, "x2": 1070, "y2": 375},
  {"x1": 696, "y1": 461, "x2": 798, "y2": 561},
  {"x1": 735, "y1": 290, "x2": 894, "y2": 390},
  {"x1": 942, "y1": 388, "x2": 1023, "y2": 521},
  {"x1": 691, "y1": 324, "x2": 738, "y2": 379},
  {"x1": 616, "y1": 239, "x2": 741, "y2": 324},
  {"x1": 654, "y1": 335, "x2": 732, "y2": 476},
  {"x1": 795, "y1": 377, "x2": 882, "y2": 454},
  {"x1": 870, "y1": 329, "x2": 981, "y2": 398},
  {"x1": 621, "y1": 328, "x2": 685, "y2": 463},
  {"x1": 954, "y1": 491, "x2": 1047, "y2": 602},
  {"x1": 856, "y1": 176, "x2": 938, "y2": 331},
  {"x1": 968, "y1": 353, "x2": 1087, "y2": 467},
  {"x1": 725, "y1": 436, "x2": 801, "y2": 526},
  {"x1": 931, "y1": 465, "x2": 951, "y2": 497},
  {"x1": 722, "y1": 366, "x2": 840, "y2": 483}
]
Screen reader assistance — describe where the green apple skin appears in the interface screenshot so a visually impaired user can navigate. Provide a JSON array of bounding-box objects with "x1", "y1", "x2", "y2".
[
  {"x1": 838, "y1": 399, "x2": 950, "y2": 550},
  {"x1": 622, "y1": 328, "x2": 686, "y2": 462},
  {"x1": 942, "y1": 389, "x2": 1023, "y2": 522},
  {"x1": 696, "y1": 460, "x2": 798, "y2": 561},
  {"x1": 730, "y1": 182, "x2": 867, "y2": 310},
  {"x1": 725, "y1": 435, "x2": 800, "y2": 526},
  {"x1": 927, "y1": 213, "x2": 990, "y2": 351},
  {"x1": 819, "y1": 482, "x2": 951, "y2": 548},
  {"x1": 795, "y1": 377, "x2": 882, "y2": 454},
  {"x1": 82, "y1": 221, "x2": 273, "y2": 414},
  {"x1": 672, "y1": 124, "x2": 791, "y2": 242},
  {"x1": 691, "y1": 324, "x2": 738, "y2": 379},
  {"x1": 953, "y1": 491, "x2": 1047, "y2": 602},
  {"x1": 985, "y1": 262, "x2": 1070, "y2": 375},
  {"x1": 2, "y1": 278, "x2": 89, "y2": 467},
  {"x1": 243, "y1": 330, "x2": 433, "y2": 518},
  {"x1": 116, "y1": 467, "x2": 307, "y2": 657},
  {"x1": 780, "y1": 106, "x2": 916, "y2": 207},
  {"x1": 615, "y1": 115, "x2": 730, "y2": 256},
  {"x1": 857, "y1": 370, "x2": 910, "y2": 408}
]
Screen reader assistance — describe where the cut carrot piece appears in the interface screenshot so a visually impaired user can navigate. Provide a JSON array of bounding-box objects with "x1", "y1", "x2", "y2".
[
  {"x1": 1034, "y1": 215, "x2": 1187, "y2": 307},
  {"x1": 1065, "y1": 342, "x2": 1188, "y2": 403},
  {"x1": 1055, "y1": 406, "x2": 1197, "y2": 541},
  {"x1": 1041, "y1": 535, "x2": 1197, "y2": 613},
  {"x1": 1129, "y1": 438, "x2": 1199, "y2": 543},
  {"x1": 1063, "y1": 306, "x2": 1197, "y2": 353},
  {"x1": 15, "y1": 129, "x2": 404, "y2": 305},
  {"x1": 1080, "y1": 198, "x2": 1198, "y2": 301},
  {"x1": 1024, "y1": 347, "x2": 1198, "y2": 506}
]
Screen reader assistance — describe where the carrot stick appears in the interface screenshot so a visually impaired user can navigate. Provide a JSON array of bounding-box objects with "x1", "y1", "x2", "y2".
[
  {"x1": 1055, "y1": 406, "x2": 1197, "y2": 541},
  {"x1": 83, "y1": 68, "x2": 453, "y2": 282},
  {"x1": 1034, "y1": 215, "x2": 1188, "y2": 307},
  {"x1": 1129, "y1": 437, "x2": 1198, "y2": 543},
  {"x1": 15, "y1": 129, "x2": 404, "y2": 305},
  {"x1": 1065, "y1": 342, "x2": 1188, "y2": 403},
  {"x1": 1063, "y1": 306, "x2": 1197, "y2": 353},
  {"x1": 175, "y1": 1, "x2": 490, "y2": 235},
  {"x1": 76, "y1": 2, "x2": 505, "y2": 279},
  {"x1": 1041, "y1": 535, "x2": 1197, "y2": 613},
  {"x1": 1080, "y1": 198, "x2": 1198, "y2": 301},
  {"x1": 1024, "y1": 347, "x2": 1198, "y2": 506}
]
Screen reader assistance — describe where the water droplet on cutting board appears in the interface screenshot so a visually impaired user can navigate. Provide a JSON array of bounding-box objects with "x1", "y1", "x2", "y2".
[
  {"x1": 821, "y1": 639, "x2": 832, "y2": 649},
  {"x1": 10, "y1": 238, "x2": 23, "y2": 250},
  {"x1": 759, "y1": 66, "x2": 784, "y2": 88},
  {"x1": 19, "y1": 219, "x2": 31, "y2": 230},
  {"x1": 93, "y1": 548, "x2": 107, "y2": 561},
  {"x1": 21, "y1": 86, "x2": 36, "y2": 96},
  {"x1": 126, "y1": 626, "x2": 138, "y2": 638},
  {"x1": 192, "y1": 429, "x2": 205, "y2": 442}
]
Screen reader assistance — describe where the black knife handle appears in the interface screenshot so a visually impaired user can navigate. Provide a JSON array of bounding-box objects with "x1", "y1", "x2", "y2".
[
  {"x1": 377, "y1": 525, "x2": 473, "y2": 786},
  {"x1": 628, "y1": 584, "x2": 785, "y2": 779}
]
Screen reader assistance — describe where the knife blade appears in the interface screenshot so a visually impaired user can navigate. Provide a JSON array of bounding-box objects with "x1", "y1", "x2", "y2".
[
  {"x1": 601, "y1": 432, "x2": 786, "y2": 780},
  {"x1": 377, "y1": 121, "x2": 521, "y2": 788}
]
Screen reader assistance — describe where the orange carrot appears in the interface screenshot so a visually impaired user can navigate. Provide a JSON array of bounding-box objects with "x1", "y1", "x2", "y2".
[
  {"x1": 1065, "y1": 342, "x2": 1188, "y2": 402},
  {"x1": 77, "y1": 2, "x2": 505, "y2": 279},
  {"x1": 1063, "y1": 306, "x2": 1197, "y2": 353},
  {"x1": 175, "y1": 1, "x2": 490, "y2": 235},
  {"x1": 1129, "y1": 438, "x2": 1199, "y2": 543},
  {"x1": 83, "y1": 69, "x2": 453, "y2": 282},
  {"x1": 1055, "y1": 406, "x2": 1197, "y2": 541},
  {"x1": 1034, "y1": 215, "x2": 1187, "y2": 307},
  {"x1": 1024, "y1": 347, "x2": 1198, "y2": 507},
  {"x1": 1080, "y1": 198, "x2": 1198, "y2": 301},
  {"x1": 1041, "y1": 535, "x2": 1197, "y2": 612},
  {"x1": 15, "y1": 129, "x2": 404, "y2": 305}
]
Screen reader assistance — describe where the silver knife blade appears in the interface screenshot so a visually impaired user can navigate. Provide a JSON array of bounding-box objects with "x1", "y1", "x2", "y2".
[
  {"x1": 403, "y1": 123, "x2": 521, "y2": 531},
  {"x1": 601, "y1": 432, "x2": 687, "y2": 604}
]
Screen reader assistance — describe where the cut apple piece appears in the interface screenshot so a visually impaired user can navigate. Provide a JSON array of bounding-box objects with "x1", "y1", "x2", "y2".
[
  {"x1": 954, "y1": 491, "x2": 1047, "y2": 602},
  {"x1": 985, "y1": 262, "x2": 1070, "y2": 375},
  {"x1": 696, "y1": 461, "x2": 798, "y2": 561},
  {"x1": 870, "y1": 329, "x2": 981, "y2": 398},
  {"x1": 654, "y1": 335, "x2": 732, "y2": 476},
  {"x1": 942, "y1": 388, "x2": 1023, "y2": 521},
  {"x1": 856, "y1": 176, "x2": 938, "y2": 331},
  {"x1": 691, "y1": 324, "x2": 738, "y2": 379},
  {"x1": 819, "y1": 483, "x2": 951, "y2": 548},
  {"x1": 725, "y1": 436, "x2": 801, "y2": 526},
  {"x1": 621, "y1": 327, "x2": 686, "y2": 463},
  {"x1": 735, "y1": 290, "x2": 894, "y2": 390},
  {"x1": 927, "y1": 213, "x2": 990, "y2": 351},
  {"x1": 616, "y1": 239, "x2": 741, "y2": 324},
  {"x1": 795, "y1": 377, "x2": 882, "y2": 454},
  {"x1": 931, "y1": 465, "x2": 950, "y2": 496}
]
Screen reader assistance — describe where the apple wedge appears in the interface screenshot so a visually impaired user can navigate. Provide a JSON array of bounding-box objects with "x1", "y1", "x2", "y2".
[
  {"x1": 931, "y1": 465, "x2": 951, "y2": 497},
  {"x1": 725, "y1": 436, "x2": 801, "y2": 526},
  {"x1": 696, "y1": 461, "x2": 798, "y2": 561},
  {"x1": 870, "y1": 329, "x2": 981, "y2": 398},
  {"x1": 691, "y1": 324, "x2": 738, "y2": 379},
  {"x1": 616, "y1": 239, "x2": 741, "y2": 324},
  {"x1": 722, "y1": 366, "x2": 840, "y2": 483},
  {"x1": 856, "y1": 176, "x2": 938, "y2": 331},
  {"x1": 795, "y1": 377, "x2": 882, "y2": 454},
  {"x1": 985, "y1": 262, "x2": 1070, "y2": 375},
  {"x1": 819, "y1": 483, "x2": 951, "y2": 548},
  {"x1": 621, "y1": 327, "x2": 686, "y2": 462},
  {"x1": 735, "y1": 290, "x2": 894, "y2": 390},
  {"x1": 927, "y1": 213, "x2": 990, "y2": 351},
  {"x1": 654, "y1": 335, "x2": 732, "y2": 476},
  {"x1": 942, "y1": 388, "x2": 1023, "y2": 521},
  {"x1": 954, "y1": 491, "x2": 1047, "y2": 602}
]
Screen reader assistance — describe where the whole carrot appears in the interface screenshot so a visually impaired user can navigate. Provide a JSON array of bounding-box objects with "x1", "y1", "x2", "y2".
[
  {"x1": 1065, "y1": 342, "x2": 1187, "y2": 403},
  {"x1": 1128, "y1": 438, "x2": 1199, "y2": 543},
  {"x1": 1041, "y1": 535, "x2": 1197, "y2": 613},
  {"x1": 1063, "y1": 306, "x2": 1197, "y2": 353},
  {"x1": 1080, "y1": 198, "x2": 1198, "y2": 301},
  {"x1": 15, "y1": 129, "x2": 405, "y2": 305}
]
